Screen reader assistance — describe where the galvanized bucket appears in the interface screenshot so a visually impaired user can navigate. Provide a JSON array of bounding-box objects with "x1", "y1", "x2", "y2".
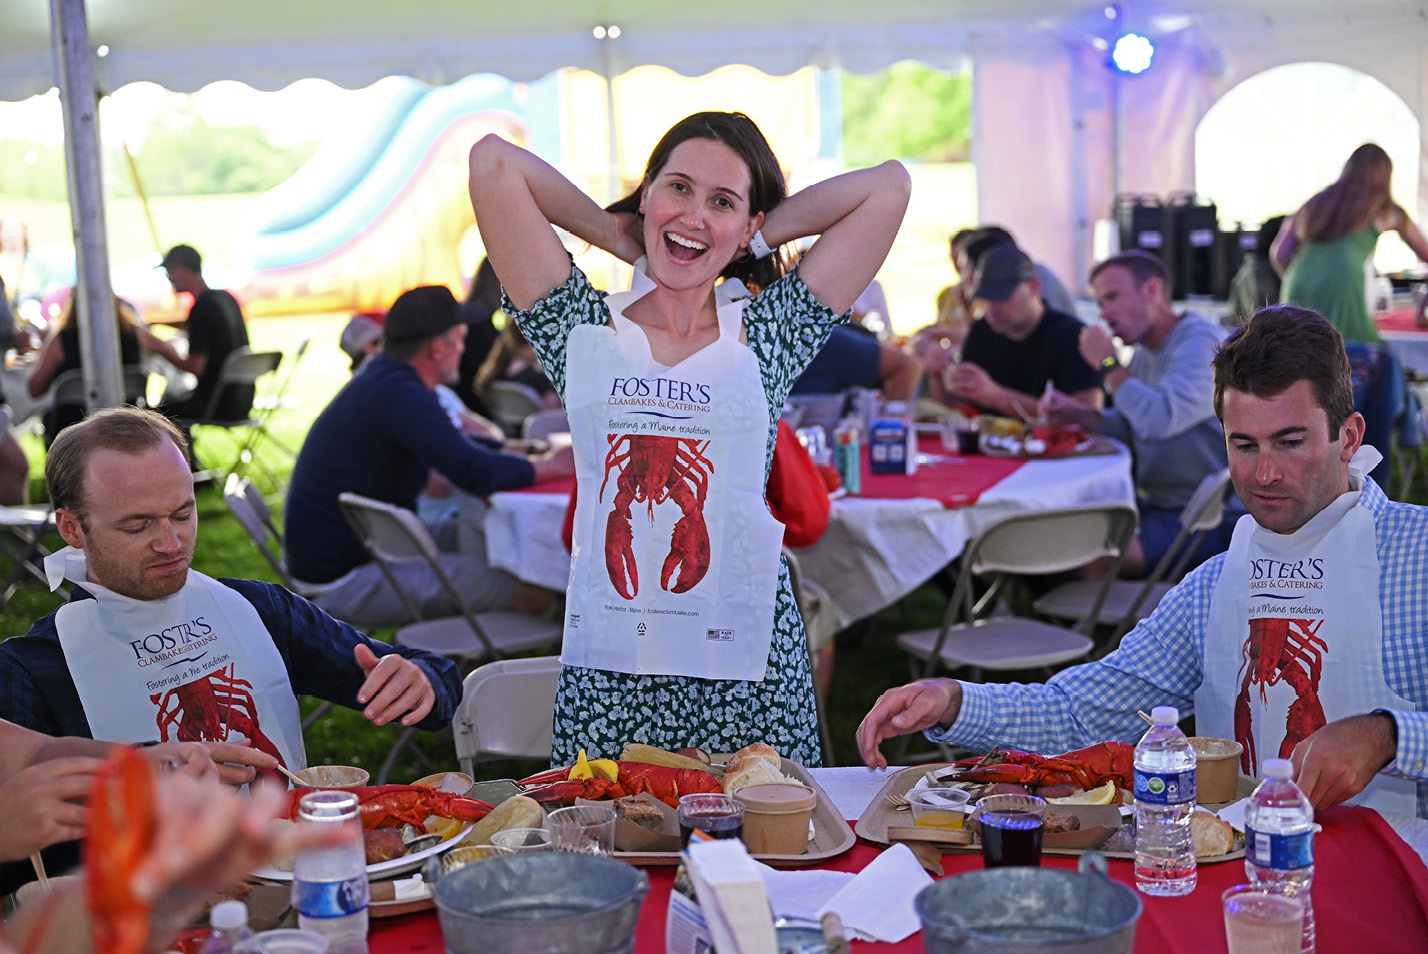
[
  {"x1": 432, "y1": 852, "x2": 649, "y2": 954},
  {"x1": 914, "y1": 853, "x2": 1142, "y2": 954}
]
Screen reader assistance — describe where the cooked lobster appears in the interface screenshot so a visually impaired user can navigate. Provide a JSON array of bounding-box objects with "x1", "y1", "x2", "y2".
[
  {"x1": 945, "y1": 741, "x2": 1135, "y2": 791},
  {"x1": 86, "y1": 745, "x2": 158, "y2": 954},
  {"x1": 285, "y1": 784, "x2": 493, "y2": 830},
  {"x1": 519, "y1": 761, "x2": 723, "y2": 807}
]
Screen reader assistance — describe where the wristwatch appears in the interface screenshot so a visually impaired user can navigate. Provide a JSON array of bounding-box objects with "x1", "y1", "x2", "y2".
[{"x1": 1098, "y1": 354, "x2": 1120, "y2": 381}]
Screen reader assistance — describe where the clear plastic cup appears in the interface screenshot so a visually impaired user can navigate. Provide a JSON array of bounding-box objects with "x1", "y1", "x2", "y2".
[
  {"x1": 1222, "y1": 884, "x2": 1306, "y2": 954},
  {"x1": 547, "y1": 805, "x2": 617, "y2": 855},
  {"x1": 974, "y1": 793, "x2": 1046, "y2": 868},
  {"x1": 907, "y1": 787, "x2": 971, "y2": 830}
]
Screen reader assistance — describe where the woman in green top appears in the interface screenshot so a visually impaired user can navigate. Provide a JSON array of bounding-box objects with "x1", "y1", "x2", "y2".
[{"x1": 1272, "y1": 143, "x2": 1428, "y2": 344}]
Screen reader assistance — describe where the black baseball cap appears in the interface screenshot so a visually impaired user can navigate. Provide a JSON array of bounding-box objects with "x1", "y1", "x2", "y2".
[
  {"x1": 383, "y1": 286, "x2": 461, "y2": 344},
  {"x1": 970, "y1": 245, "x2": 1036, "y2": 302},
  {"x1": 159, "y1": 244, "x2": 201, "y2": 272}
]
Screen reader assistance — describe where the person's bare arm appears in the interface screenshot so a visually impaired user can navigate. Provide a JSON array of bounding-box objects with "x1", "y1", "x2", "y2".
[
  {"x1": 877, "y1": 341, "x2": 921, "y2": 402},
  {"x1": 1038, "y1": 386, "x2": 1103, "y2": 431},
  {"x1": 26, "y1": 333, "x2": 64, "y2": 396},
  {"x1": 468, "y1": 135, "x2": 641, "y2": 311},
  {"x1": 530, "y1": 443, "x2": 575, "y2": 483},
  {"x1": 1067, "y1": 385, "x2": 1104, "y2": 411},
  {"x1": 1270, "y1": 212, "x2": 1300, "y2": 275},
  {"x1": 856, "y1": 679, "x2": 963, "y2": 770},
  {"x1": 760, "y1": 161, "x2": 911, "y2": 316},
  {"x1": 135, "y1": 325, "x2": 187, "y2": 370}
]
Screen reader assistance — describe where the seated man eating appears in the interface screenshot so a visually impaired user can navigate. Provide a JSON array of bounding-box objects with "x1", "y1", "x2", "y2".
[{"x1": 858, "y1": 306, "x2": 1428, "y2": 819}]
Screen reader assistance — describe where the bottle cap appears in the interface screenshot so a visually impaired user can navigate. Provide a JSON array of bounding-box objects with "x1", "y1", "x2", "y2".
[
  {"x1": 1263, "y1": 758, "x2": 1294, "y2": 780},
  {"x1": 1151, "y1": 705, "x2": 1179, "y2": 725},
  {"x1": 210, "y1": 899, "x2": 249, "y2": 931}
]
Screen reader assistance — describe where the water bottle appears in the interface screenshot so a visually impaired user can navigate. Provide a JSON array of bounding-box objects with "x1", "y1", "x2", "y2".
[
  {"x1": 1245, "y1": 758, "x2": 1316, "y2": 953},
  {"x1": 199, "y1": 900, "x2": 268, "y2": 953},
  {"x1": 292, "y1": 790, "x2": 369, "y2": 954},
  {"x1": 1133, "y1": 705, "x2": 1197, "y2": 896},
  {"x1": 833, "y1": 416, "x2": 861, "y2": 495}
]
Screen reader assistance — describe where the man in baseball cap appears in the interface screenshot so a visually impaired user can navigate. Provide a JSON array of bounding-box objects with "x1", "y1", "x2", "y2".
[
  {"x1": 945, "y1": 245, "x2": 1102, "y2": 417},
  {"x1": 286, "y1": 285, "x2": 573, "y2": 626}
]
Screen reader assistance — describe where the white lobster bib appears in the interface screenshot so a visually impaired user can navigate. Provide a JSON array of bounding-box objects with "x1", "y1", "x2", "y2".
[
  {"x1": 1195, "y1": 449, "x2": 1416, "y2": 814},
  {"x1": 560, "y1": 283, "x2": 784, "y2": 681},
  {"x1": 46, "y1": 547, "x2": 305, "y2": 771}
]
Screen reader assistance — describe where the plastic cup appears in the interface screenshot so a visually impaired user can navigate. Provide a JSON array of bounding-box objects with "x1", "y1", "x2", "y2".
[
  {"x1": 489, "y1": 827, "x2": 554, "y2": 852},
  {"x1": 975, "y1": 794, "x2": 1046, "y2": 868},
  {"x1": 547, "y1": 804, "x2": 617, "y2": 855},
  {"x1": 907, "y1": 787, "x2": 971, "y2": 830},
  {"x1": 1222, "y1": 884, "x2": 1305, "y2": 954},
  {"x1": 677, "y1": 793, "x2": 746, "y2": 848}
]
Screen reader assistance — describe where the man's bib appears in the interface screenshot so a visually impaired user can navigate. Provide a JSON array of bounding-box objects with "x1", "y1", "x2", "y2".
[
  {"x1": 46, "y1": 547, "x2": 305, "y2": 771},
  {"x1": 1195, "y1": 450, "x2": 1415, "y2": 814},
  {"x1": 560, "y1": 286, "x2": 784, "y2": 681}
]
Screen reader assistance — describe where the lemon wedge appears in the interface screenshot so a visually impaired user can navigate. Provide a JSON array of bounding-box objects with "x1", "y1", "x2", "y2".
[
  {"x1": 424, "y1": 815, "x2": 463, "y2": 841},
  {"x1": 1046, "y1": 781, "x2": 1116, "y2": 805}
]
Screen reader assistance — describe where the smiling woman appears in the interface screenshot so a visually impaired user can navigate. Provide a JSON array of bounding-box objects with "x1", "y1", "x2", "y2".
[{"x1": 468, "y1": 111, "x2": 909, "y2": 767}]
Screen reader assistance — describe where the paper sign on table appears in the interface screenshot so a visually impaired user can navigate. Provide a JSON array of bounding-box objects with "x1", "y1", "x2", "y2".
[{"x1": 815, "y1": 843, "x2": 931, "y2": 943}]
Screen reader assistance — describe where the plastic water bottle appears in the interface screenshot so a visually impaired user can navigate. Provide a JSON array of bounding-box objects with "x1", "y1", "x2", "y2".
[
  {"x1": 199, "y1": 900, "x2": 268, "y2": 953},
  {"x1": 292, "y1": 790, "x2": 369, "y2": 954},
  {"x1": 1245, "y1": 758, "x2": 1316, "y2": 953},
  {"x1": 1134, "y1": 705, "x2": 1197, "y2": 896}
]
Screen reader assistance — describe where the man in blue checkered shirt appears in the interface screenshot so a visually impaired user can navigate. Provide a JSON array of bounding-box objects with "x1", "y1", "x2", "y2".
[{"x1": 858, "y1": 305, "x2": 1428, "y2": 819}]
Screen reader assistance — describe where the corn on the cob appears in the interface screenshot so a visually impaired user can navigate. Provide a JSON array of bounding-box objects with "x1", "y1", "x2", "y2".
[{"x1": 620, "y1": 742, "x2": 725, "y2": 777}]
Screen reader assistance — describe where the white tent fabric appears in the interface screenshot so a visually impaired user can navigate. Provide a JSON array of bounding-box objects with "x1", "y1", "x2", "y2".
[{"x1": 5, "y1": 0, "x2": 1427, "y2": 286}]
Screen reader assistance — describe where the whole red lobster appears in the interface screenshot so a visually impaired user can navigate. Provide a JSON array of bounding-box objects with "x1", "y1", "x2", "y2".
[
  {"x1": 86, "y1": 746, "x2": 157, "y2": 954},
  {"x1": 945, "y1": 741, "x2": 1135, "y2": 791},
  {"x1": 519, "y1": 761, "x2": 723, "y2": 807},
  {"x1": 601, "y1": 434, "x2": 713, "y2": 599},
  {"x1": 285, "y1": 784, "x2": 493, "y2": 830}
]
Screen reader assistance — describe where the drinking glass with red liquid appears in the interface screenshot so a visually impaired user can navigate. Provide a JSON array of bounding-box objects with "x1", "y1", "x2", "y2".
[
  {"x1": 678, "y1": 793, "x2": 746, "y2": 848},
  {"x1": 976, "y1": 794, "x2": 1047, "y2": 868}
]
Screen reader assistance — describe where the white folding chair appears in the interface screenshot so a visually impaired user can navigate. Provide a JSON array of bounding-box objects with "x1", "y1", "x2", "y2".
[
  {"x1": 484, "y1": 381, "x2": 545, "y2": 435},
  {"x1": 337, "y1": 492, "x2": 563, "y2": 781},
  {"x1": 223, "y1": 474, "x2": 297, "y2": 589},
  {"x1": 178, "y1": 347, "x2": 284, "y2": 483},
  {"x1": 235, "y1": 337, "x2": 311, "y2": 468},
  {"x1": 896, "y1": 503, "x2": 1139, "y2": 678},
  {"x1": 453, "y1": 656, "x2": 561, "y2": 776},
  {"x1": 0, "y1": 406, "x2": 63, "y2": 606},
  {"x1": 522, "y1": 409, "x2": 569, "y2": 441},
  {"x1": 1033, "y1": 469, "x2": 1233, "y2": 643}
]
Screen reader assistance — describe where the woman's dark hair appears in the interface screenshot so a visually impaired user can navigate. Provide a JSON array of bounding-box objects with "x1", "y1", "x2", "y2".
[
  {"x1": 1297, "y1": 143, "x2": 1395, "y2": 244},
  {"x1": 1213, "y1": 304, "x2": 1354, "y2": 435},
  {"x1": 606, "y1": 111, "x2": 788, "y2": 291},
  {"x1": 465, "y1": 256, "x2": 502, "y2": 312}
]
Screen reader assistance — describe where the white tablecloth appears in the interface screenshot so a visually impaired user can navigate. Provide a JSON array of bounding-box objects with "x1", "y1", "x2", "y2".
[
  {"x1": 484, "y1": 443, "x2": 1136, "y2": 629},
  {"x1": 1382, "y1": 329, "x2": 1428, "y2": 376}
]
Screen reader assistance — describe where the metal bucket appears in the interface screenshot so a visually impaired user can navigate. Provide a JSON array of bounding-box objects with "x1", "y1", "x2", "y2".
[
  {"x1": 432, "y1": 852, "x2": 649, "y2": 954},
  {"x1": 914, "y1": 853, "x2": 1142, "y2": 954}
]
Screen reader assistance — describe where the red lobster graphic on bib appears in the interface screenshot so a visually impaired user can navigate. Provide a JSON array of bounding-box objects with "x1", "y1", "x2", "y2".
[
  {"x1": 1234, "y1": 616, "x2": 1328, "y2": 774},
  {"x1": 150, "y1": 663, "x2": 287, "y2": 777},
  {"x1": 600, "y1": 434, "x2": 713, "y2": 599}
]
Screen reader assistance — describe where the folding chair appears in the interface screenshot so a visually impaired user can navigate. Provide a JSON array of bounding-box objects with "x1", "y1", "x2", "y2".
[
  {"x1": 452, "y1": 655, "x2": 561, "y2": 775},
  {"x1": 484, "y1": 381, "x2": 545, "y2": 435},
  {"x1": 1033, "y1": 469, "x2": 1234, "y2": 644},
  {"x1": 49, "y1": 365, "x2": 151, "y2": 411},
  {"x1": 0, "y1": 406, "x2": 65, "y2": 606},
  {"x1": 234, "y1": 337, "x2": 310, "y2": 470},
  {"x1": 337, "y1": 492, "x2": 562, "y2": 781},
  {"x1": 896, "y1": 503, "x2": 1139, "y2": 679},
  {"x1": 522, "y1": 409, "x2": 569, "y2": 441},
  {"x1": 177, "y1": 347, "x2": 283, "y2": 483},
  {"x1": 223, "y1": 474, "x2": 296, "y2": 590},
  {"x1": 784, "y1": 547, "x2": 837, "y2": 766}
]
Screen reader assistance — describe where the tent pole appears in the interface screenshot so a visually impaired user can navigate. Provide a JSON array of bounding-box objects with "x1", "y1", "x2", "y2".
[
  {"x1": 50, "y1": 0, "x2": 123, "y2": 413},
  {"x1": 600, "y1": 35, "x2": 622, "y2": 201}
]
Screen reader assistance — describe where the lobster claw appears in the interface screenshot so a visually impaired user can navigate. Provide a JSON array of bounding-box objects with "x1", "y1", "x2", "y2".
[
  {"x1": 523, "y1": 778, "x2": 618, "y2": 805},
  {"x1": 661, "y1": 511, "x2": 710, "y2": 594},
  {"x1": 606, "y1": 509, "x2": 639, "y2": 599}
]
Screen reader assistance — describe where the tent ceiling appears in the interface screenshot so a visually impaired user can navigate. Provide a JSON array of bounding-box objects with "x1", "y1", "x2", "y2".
[{"x1": 4, "y1": 0, "x2": 1425, "y2": 101}]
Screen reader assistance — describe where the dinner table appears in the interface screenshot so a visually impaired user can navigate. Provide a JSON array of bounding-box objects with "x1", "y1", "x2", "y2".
[
  {"x1": 1376, "y1": 304, "x2": 1428, "y2": 376},
  {"x1": 484, "y1": 434, "x2": 1136, "y2": 632},
  {"x1": 365, "y1": 765, "x2": 1428, "y2": 953}
]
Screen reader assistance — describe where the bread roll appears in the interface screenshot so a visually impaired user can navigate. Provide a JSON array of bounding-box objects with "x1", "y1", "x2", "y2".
[
  {"x1": 722, "y1": 758, "x2": 787, "y2": 794},
  {"x1": 725, "y1": 742, "x2": 781, "y2": 777},
  {"x1": 1190, "y1": 808, "x2": 1234, "y2": 859}
]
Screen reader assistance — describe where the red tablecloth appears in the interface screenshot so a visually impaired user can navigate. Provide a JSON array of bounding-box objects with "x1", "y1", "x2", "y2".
[
  {"x1": 1376, "y1": 307, "x2": 1424, "y2": 335},
  {"x1": 510, "y1": 437, "x2": 1025, "y2": 509},
  {"x1": 367, "y1": 805, "x2": 1428, "y2": 953},
  {"x1": 857, "y1": 436, "x2": 1023, "y2": 508}
]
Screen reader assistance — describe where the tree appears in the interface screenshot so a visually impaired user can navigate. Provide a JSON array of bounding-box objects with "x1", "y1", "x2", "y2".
[
  {"x1": 117, "y1": 111, "x2": 316, "y2": 197},
  {"x1": 841, "y1": 63, "x2": 972, "y2": 166}
]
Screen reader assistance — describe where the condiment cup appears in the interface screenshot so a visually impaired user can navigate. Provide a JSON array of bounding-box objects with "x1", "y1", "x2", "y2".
[
  {"x1": 907, "y1": 787, "x2": 971, "y2": 830},
  {"x1": 293, "y1": 764, "x2": 369, "y2": 789},
  {"x1": 547, "y1": 804, "x2": 617, "y2": 855},
  {"x1": 490, "y1": 827, "x2": 554, "y2": 852}
]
